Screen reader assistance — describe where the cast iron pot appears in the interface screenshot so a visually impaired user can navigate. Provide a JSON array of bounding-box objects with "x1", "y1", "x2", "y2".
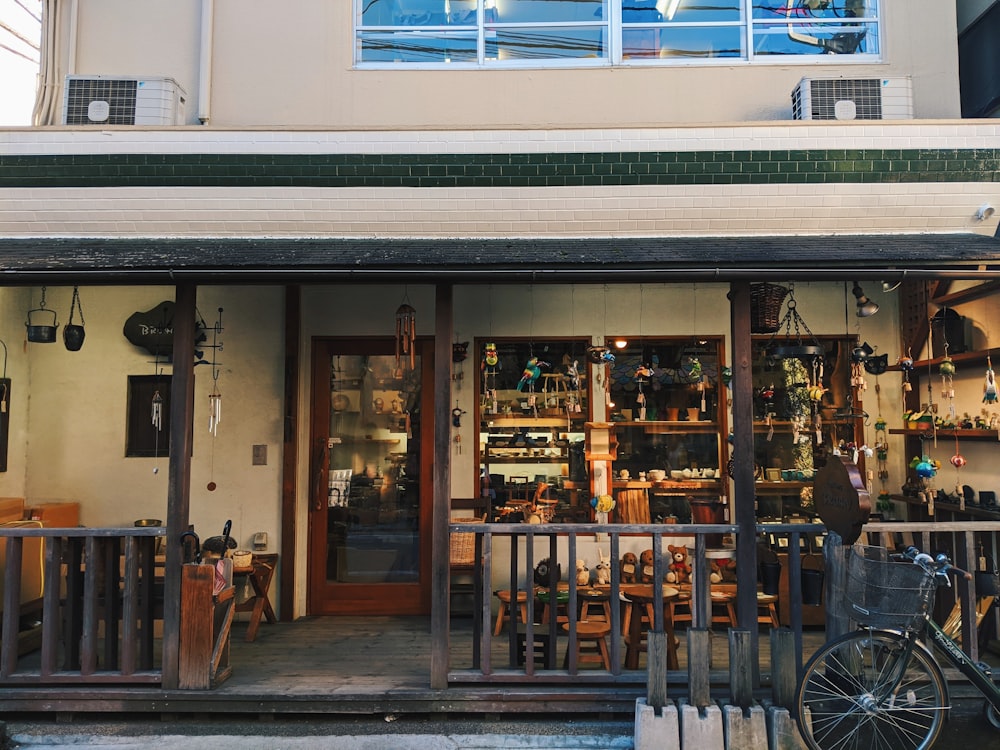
[
  {"x1": 63, "y1": 323, "x2": 86, "y2": 351},
  {"x1": 25, "y1": 308, "x2": 58, "y2": 343}
]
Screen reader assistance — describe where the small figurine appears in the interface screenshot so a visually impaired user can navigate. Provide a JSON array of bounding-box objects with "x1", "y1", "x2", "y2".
[
  {"x1": 575, "y1": 559, "x2": 590, "y2": 587},
  {"x1": 594, "y1": 549, "x2": 612, "y2": 586}
]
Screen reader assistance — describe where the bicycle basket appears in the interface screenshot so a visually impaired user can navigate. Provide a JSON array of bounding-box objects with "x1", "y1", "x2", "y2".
[{"x1": 845, "y1": 545, "x2": 936, "y2": 631}]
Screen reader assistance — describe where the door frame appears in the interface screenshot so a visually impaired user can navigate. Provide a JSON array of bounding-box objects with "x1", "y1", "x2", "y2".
[{"x1": 307, "y1": 336, "x2": 435, "y2": 615}]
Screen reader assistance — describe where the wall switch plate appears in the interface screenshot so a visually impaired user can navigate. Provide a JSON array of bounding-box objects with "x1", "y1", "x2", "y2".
[{"x1": 252, "y1": 444, "x2": 267, "y2": 465}]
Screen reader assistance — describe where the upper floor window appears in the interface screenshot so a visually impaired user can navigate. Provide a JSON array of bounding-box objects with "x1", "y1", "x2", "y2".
[{"x1": 355, "y1": 1, "x2": 880, "y2": 66}]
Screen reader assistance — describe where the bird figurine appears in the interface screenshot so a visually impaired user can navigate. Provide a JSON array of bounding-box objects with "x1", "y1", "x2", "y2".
[{"x1": 516, "y1": 357, "x2": 548, "y2": 391}]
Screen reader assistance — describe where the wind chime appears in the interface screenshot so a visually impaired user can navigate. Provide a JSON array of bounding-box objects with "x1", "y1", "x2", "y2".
[
  {"x1": 940, "y1": 343, "x2": 957, "y2": 424},
  {"x1": 150, "y1": 382, "x2": 164, "y2": 475},
  {"x1": 482, "y1": 341, "x2": 500, "y2": 414},
  {"x1": 898, "y1": 348, "x2": 915, "y2": 405},
  {"x1": 205, "y1": 308, "x2": 224, "y2": 491},
  {"x1": 394, "y1": 291, "x2": 417, "y2": 374},
  {"x1": 984, "y1": 355, "x2": 998, "y2": 405}
]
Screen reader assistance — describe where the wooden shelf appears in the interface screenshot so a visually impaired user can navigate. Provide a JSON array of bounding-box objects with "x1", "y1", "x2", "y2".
[
  {"x1": 483, "y1": 417, "x2": 582, "y2": 428},
  {"x1": 930, "y1": 280, "x2": 1000, "y2": 307},
  {"x1": 889, "y1": 347, "x2": 1000, "y2": 371},
  {"x1": 890, "y1": 494, "x2": 1000, "y2": 521},
  {"x1": 890, "y1": 427, "x2": 1000, "y2": 440},
  {"x1": 755, "y1": 481, "x2": 810, "y2": 493},
  {"x1": 613, "y1": 420, "x2": 718, "y2": 433},
  {"x1": 612, "y1": 479, "x2": 721, "y2": 490}
]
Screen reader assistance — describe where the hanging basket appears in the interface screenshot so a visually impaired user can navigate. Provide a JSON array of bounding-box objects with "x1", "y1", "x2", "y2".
[{"x1": 750, "y1": 283, "x2": 789, "y2": 334}]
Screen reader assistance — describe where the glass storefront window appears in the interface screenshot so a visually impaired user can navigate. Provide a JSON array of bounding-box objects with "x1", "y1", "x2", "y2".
[{"x1": 356, "y1": 1, "x2": 879, "y2": 66}]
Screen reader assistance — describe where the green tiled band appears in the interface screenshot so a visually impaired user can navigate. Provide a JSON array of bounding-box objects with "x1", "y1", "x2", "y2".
[{"x1": 1, "y1": 149, "x2": 997, "y2": 188}]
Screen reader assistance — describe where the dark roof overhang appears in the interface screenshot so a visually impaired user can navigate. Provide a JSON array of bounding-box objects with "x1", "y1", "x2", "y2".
[{"x1": 1, "y1": 234, "x2": 999, "y2": 285}]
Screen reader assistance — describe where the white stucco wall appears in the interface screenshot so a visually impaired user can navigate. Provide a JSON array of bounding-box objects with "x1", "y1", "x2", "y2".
[{"x1": 62, "y1": 0, "x2": 962, "y2": 127}]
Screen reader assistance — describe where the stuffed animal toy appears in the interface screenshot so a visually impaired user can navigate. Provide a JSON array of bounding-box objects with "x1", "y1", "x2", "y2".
[
  {"x1": 533, "y1": 557, "x2": 561, "y2": 587},
  {"x1": 710, "y1": 557, "x2": 737, "y2": 584},
  {"x1": 575, "y1": 559, "x2": 590, "y2": 586},
  {"x1": 639, "y1": 548, "x2": 655, "y2": 584},
  {"x1": 620, "y1": 551, "x2": 638, "y2": 584},
  {"x1": 594, "y1": 549, "x2": 612, "y2": 586},
  {"x1": 665, "y1": 544, "x2": 691, "y2": 584}
]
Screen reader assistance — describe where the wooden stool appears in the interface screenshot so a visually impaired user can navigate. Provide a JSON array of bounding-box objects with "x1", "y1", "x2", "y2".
[
  {"x1": 710, "y1": 592, "x2": 738, "y2": 628},
  {"x1": 579, "y1": 589, "x2": 612, "y2": 622},
  {"x1": 669, "y1": 591, "x2": 692, "y2": 627},
  {"x1": 494, "y1": 589, "x2": 529, "y2": 635},
  {"x1": 563, "y1": 621, "x2": 611, "y2": 670},
  {"x1": 757, "y1": 592, "x2": 779, "y2": 628}
]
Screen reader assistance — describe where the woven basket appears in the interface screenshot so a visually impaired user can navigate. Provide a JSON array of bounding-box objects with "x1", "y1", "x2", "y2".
[
  {"x1": 232, "y1": 550, "x2": 253, "y2": 568},
  {"x1": 450, "y1": 518, "x2": 483, "y2": 567},
  {"x1": 750, "y1": 283, "x2": 789, "y2": 334}
]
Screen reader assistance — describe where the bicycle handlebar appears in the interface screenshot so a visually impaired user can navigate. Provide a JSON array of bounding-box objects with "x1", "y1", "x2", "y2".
[{"x1": 895, "y1": 546, "x2": 973, "y2": 582}]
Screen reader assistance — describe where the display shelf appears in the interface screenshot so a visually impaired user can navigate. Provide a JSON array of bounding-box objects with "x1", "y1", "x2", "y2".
[
  {"x1": 890, "y1": 493, "x2": 1000, "y2": 521},
  {"x1": 889, "y1": 427, "x2": 1000, "y2": 440},
  {"x1": 484, "y1": 417, "x2": 580, "y2": 428},
  {"x1": 613, "y1": 420, "x2": 719, "y2": 433},
  {"x1": 754, "y1": 481, "x2": 810, "y2": 493},
  {"x1": 611, "y1": 479, "x2": 722, "y2": 491}
]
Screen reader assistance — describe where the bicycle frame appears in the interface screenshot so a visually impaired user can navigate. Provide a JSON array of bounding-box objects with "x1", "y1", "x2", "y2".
[{"x1": 924, "y1": 615, "x2": 1000, "y2": 712}]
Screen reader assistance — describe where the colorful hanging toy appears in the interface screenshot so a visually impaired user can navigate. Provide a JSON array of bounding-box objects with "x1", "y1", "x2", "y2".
[{"x1": 984, "y1": 355, "x2": 998, "y2": 403}]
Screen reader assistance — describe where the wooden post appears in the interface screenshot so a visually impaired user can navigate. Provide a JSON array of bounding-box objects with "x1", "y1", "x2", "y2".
[
  {"x1": 688, "y1": 628, "x2": 712, "y2": 708},
  {"x1": 770, "y1": 628, "x2": 797, "y2": 709},
  {"x1": 823, "y1": 531, "x2": 849, "y2": 642},
  {"x1": 729, "y1": 629, "x2": 754, "y2": 710},
  {"x1": 647, "y1": 631, "x2": 669, "y2": 710},
  {"x1": 280, "y1": 284, "x2": 300, "y2": 623},
  {"x1": 162, "y1": 281, "x2": 197, "y2": 689},
  {"x1": 430, "y1": 282, "x2": 454, "y2": 690},
  {"x1": 729, "y1": 281, "x2": 760, "y2": 675},
  {"x1": 178, "y1": 564, "x2": 214, "y2": 689}
]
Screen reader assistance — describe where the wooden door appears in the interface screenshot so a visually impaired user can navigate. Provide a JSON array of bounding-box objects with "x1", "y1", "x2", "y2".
[{"x1": 307, "y1": 338, "x2": 433, "y2": 615}]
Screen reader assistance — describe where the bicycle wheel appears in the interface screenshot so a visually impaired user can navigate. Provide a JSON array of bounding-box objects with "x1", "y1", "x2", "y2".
[{"x1": 796, "y1": 629, "x2": 947, "y2": 750}]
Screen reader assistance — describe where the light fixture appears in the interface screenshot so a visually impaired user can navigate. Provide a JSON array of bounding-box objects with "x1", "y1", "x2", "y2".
[
  {"x1": 975, "y1": 203, "x2": 996, "y2": 222},
  {"x1": 881, "y1": 281, "x2": 902, "y2": 293},
  {"x1": 851, "y1": 282, "x2": 879, "y2": 317},
  {"x1": 613, "y1": 338, "x2": 628, "y2": 349}
]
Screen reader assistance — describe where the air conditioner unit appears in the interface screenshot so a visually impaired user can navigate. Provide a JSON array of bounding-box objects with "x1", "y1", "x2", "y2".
[
  {"x1": 791, "y1": 77, "x2": 913, "y2": 121},
  {"x1": 62, "y1": 75, "x2": 187, "y2": 126}
]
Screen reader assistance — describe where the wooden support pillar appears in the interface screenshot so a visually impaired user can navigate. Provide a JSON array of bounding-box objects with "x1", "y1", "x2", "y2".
[
  {"x1": 430, "y1": 282, "x2": 454, "y2": 690},
  {"x1": 280, "y1": 284, "x2": 300, "y2": 623},
  {"x1": 729, "y1": 281, "x2": 760, "y2": 676},
  {"x1": 161, "y1": 282, "x2": 197, "y2": 690}
]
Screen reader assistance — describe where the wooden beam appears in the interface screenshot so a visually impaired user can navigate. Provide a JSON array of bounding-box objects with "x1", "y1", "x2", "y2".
[
  {"x1": 162, "y1": 282, "x2": 197, "y2": 689},
  {"x1": 280, "y1": 284, "x2": 300, "y2": 622},
  {"x1": 430, "y1": 282, "x2": 454, "y2": 690},
  {"x1": 729, "y1": 281, "x2": 760, "y2": 680}
]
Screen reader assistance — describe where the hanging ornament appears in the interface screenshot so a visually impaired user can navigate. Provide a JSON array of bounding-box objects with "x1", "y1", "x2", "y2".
[
  {"x1": 151, "y1": 390, "x2": 163, "y2": 430},
  {"x1": 898, "y1": 350, "x2": 914, "y2": 403},
  {"x1": 850, "y1": 341, "x2": 873, "y2": 401},
  {"x1": 208, "y1": 389, "x2": 222, "y2": 436},
  {"x1": 635, "y1": 362, "x2": 651, "y2": 421},
  {"x1": 481, "y1": 341, "x2": 499, "y2": 414},
  {"x1": 394, "y1": 298, "x2": 417, "y2": 371},
  {"x1": 984, "y1": 355, "x2": 998, "y2": 403},
  {"x1": 940, "y1": 347, "x2": 956, "y2": 420}
]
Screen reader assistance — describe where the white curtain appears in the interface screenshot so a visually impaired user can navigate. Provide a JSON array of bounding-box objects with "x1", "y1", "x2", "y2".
[{"x1": 31, "y1": 0, "x2": 71, "y2": 126}]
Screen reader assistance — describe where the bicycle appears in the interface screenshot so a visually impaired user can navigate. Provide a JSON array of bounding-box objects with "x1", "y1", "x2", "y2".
[{"x1": 795, "y1": 544, "x2": 1000, "y2": 750}]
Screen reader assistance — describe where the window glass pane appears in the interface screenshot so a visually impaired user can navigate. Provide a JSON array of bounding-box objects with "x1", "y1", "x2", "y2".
[
  {"x1": 752, "y1": 21, "x2": 877, "y2": 56},
  {"x1": 501, "y1": 0, "x2": 606, "y2": 24},
  {"x1": 359, "y1": 32, "x2": 478, "y2": 62},
  {"x1": 623, "y1": 0, "x2": 741, "y2": 23},
  {"x1": 626, "y1": 23, "x2": 742, "y2": 59},
  {"x1": 489, "y1": 27, "x2": 605, "y2": 61},
  {"x1": 752, "y1": 0, "x2": 876, "y2": 22}
]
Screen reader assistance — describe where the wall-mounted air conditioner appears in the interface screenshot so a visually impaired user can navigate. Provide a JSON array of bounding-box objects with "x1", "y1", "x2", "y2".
[
  {"x1": 791, "y1": 77, "x2": 913, "y2": 121},
  {"x1": 62, "y1": 75, "x2": 187, "y2": 126}
]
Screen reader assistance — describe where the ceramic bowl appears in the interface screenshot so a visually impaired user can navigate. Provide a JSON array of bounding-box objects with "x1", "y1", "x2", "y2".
[
  {"x1": 670, "y1": 470, "x2": 684, "y2": 479},
  {"x1": 648, "y1": 469, "x2": 666, "y2": 482}
]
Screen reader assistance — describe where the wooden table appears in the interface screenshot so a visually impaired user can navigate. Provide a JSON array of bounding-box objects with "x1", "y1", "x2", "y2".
[
  {"x1": 621, "y1": 584, "x2": 680, "y2": 670},
  {"x1": 233, "y1": 553, "x2": 278, "y2": 642}
]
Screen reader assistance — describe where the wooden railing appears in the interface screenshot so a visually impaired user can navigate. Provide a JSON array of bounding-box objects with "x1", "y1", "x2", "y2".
[
  {"x1": 447, "y1": 520, "x2": 1000, "y2": 688},
  {"x1": 0, "y1": 526, "x2": 165, "y2": 684}
]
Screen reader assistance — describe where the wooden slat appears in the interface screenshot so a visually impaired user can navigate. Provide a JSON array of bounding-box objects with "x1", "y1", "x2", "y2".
[
  {"x1": 121, "y1": 536, "x2": 140, "y2": 675},
  {"x1": 102, "y1": 537, "x2": 121, "y2": 670},
  {"x1": 138, "y1": 536, "x2": 156, "y2": 669},
  {"x1": 687, "y1": 628, "x2": 711, "y2": 707},
  {"x1": 0, "y1": 536, "x2": 23, "y2": 677},
  {"x1": 728, "y1": 629, "x2": 754, "y2": 710},
  {"x1": 40, "y1": 536, "x2": 62, "y2": 676},
  {"x1": 63, "y1": 537, "x2": 84, "y2": 670},
  {"x1": 178, "y1": 564, "x2": 214, "y2": 690},
  {"x1": 80, "y1": 536, "x2": 99, "y2": 676}
]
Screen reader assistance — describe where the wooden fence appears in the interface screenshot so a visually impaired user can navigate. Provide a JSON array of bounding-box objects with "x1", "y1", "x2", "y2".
[
  {"x1": 0, "y1": 526, "x2": 165, "y2": 685},
  {"x1": 447, "y1": 520, "x2": 1000, "y2": 698}
]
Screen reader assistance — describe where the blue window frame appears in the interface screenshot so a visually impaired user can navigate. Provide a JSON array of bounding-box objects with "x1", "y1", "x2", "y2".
[{"x1": 355, "y1": 1, "x2": 880, "y2": 66}]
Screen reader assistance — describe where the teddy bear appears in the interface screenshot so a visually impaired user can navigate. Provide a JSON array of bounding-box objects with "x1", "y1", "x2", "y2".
[
  {"x1": 620, "y1": 551, "x2": 638, "y2": 584},
  {"x1": 710, "y1": 557, "x2": 737, "y2": 584},
  {"x1": 665, "y1": 544, "x2": 691, "y2": 584},
  {"x1": 575, "y1": 559, "x2": 590, "y2": 586},
  {"x1": 639, "y1": 548, "x2": 655, "y2": 584}
]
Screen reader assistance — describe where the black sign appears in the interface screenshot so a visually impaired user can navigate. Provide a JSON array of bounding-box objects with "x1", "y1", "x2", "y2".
[{"x1": 123, "y1": 301, "x2": 206, "y2": 357}]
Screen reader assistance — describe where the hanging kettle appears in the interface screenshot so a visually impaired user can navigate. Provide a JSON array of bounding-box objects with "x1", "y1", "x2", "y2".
[
  {"x1": 25, "y1": 287, "x2": 58, "y2": 343},
  {"x1": 63, "y1": 286, "x2": 86, "y2": 351}
]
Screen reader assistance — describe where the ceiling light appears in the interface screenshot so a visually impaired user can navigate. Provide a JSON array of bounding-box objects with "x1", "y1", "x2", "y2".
[
  {"x1": 881, "y1": 281, "x2": 902, "y2": 293},
  {"x1": 613, "y1": 339, "x2": 628, "y2": 349},
  {"x1": 851, "y1": 282, "x2": 879, "y2": 317}
]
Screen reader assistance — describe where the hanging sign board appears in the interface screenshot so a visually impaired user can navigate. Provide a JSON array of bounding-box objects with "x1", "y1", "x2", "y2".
[
  {"x1": 814, "y1": 455, "x2": 871, "y2": 544},
  {"x1": 123, "y1": 301, "x2": 206, "y2": 358}
]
